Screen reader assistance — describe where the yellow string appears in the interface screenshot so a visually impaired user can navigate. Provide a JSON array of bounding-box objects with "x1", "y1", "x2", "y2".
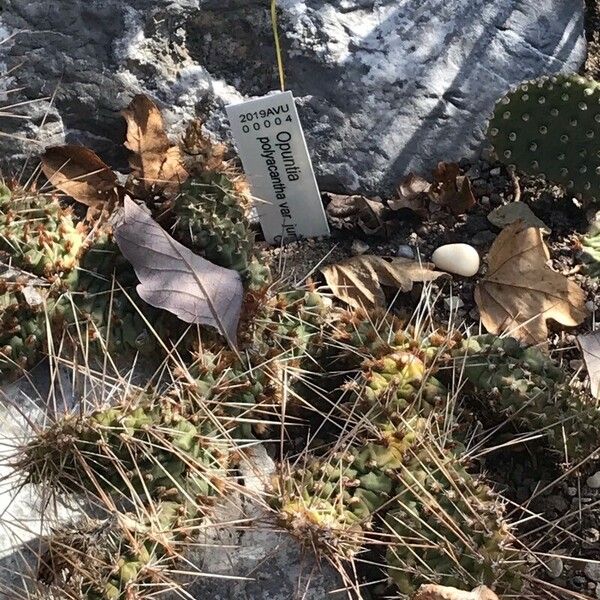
[{"x1": 271, "y1": 0, "x2": 286, "y2": 91}]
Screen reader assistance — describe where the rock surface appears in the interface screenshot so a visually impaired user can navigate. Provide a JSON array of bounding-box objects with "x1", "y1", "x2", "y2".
[{"x1": 0, "y1": 0, "x2": 587, "y2": 194}]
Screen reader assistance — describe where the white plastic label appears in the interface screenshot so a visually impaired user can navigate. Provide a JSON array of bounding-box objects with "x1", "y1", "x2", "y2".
[{"x1": 226, "y1": 91, "x2": 330, "y2": 245}]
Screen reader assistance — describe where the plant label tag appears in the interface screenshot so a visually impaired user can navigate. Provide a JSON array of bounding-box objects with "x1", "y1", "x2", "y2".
[{"x1": 226, "y1": 91, "x2": 330, "y2": 245}]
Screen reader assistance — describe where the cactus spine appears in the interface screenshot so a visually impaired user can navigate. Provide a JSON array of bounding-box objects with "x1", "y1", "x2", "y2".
[{"x1": 488, "y1": 74, "x2": 600, "y2": 200}]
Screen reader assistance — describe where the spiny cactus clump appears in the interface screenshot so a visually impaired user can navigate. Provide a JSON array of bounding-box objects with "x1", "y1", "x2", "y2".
[
  {"x1": 488, "y1": 74, "x2": 600, "y2": 201},
  {"x1": 0, "y1": 185, "x2": 87, "y2": 279},
  {"x1": 18, "y1": 390, "x2": 231, "y2": 505},
  {"x1": 454, "y1": 334, "x2": 600, "y2": 464},
  {"x1": 38, "y1": 513, "x2": 187, "y2": 600},
  {"x1": 274, "y1": 316, "x2": 522, "y2": 595},
  {"x1": 0, "y1": 281, "x2": 48, "y2": 376}
]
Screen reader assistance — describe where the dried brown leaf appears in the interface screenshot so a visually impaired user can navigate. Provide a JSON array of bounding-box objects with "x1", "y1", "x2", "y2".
[
  {"x1": 114, "y1": 197, "x2": 242, "y2": 344},
  {"x1": 389, "y1": 173, "x2": 431, "y2": 216},
  {"x1": 429, "y1": 162, "x2": 476, "y2": 215},
  {"x1": 321, "y1": 255, "x2": 445, "y2": 309},
  {"x1": 41, "y1": 145, "x2": 119, "y2": 207},
  {"x1": 413, "y1": 584, "x2": 499, "y2": 600},
  {"x1": 325, "y1": 193, "x2": 394, "y2": 236},
  {"x1": 475, "y1": 220, "x2": 587, "y2": 347},
  {"x1": 578, "y1": 331, "x2": 600, "y2": 398},
  {"x1": 121, "y1": 95, "x2": 188, "y2": 195}
]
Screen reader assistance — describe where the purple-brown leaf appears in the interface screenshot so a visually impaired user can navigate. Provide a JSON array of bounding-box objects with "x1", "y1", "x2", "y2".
[{"x1": 114, "y1": 198, "x2": 243, "y2": 344}]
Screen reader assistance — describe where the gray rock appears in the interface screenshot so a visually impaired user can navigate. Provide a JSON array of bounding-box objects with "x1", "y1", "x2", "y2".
[
  {"x1": 397, "y1": 244, "x2": 415, "y2": 259},
  {"x1": 0, "y1": 0, "x2": 586, "y2": 194},
  {"x1": 585, "y1": 561, "x2": 600, "y2": 582},
  {"x1": 587, "y1": 471, "x2": 600, "y2": 489},
  {"x1": 546, "y1": 556, "x2": 564, "y2": 579}
]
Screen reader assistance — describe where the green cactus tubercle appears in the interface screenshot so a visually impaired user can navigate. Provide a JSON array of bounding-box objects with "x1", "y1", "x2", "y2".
[{"x1": 488, "y1": 74, "x2": 600, "y2": 201}]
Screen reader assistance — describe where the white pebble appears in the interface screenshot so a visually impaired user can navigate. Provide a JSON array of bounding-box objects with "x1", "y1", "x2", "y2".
[
  {"x1": 432, "y1": 243, "x2": 480, "y2": 277},
  {"x1": 587, "y1": 472, "x2": 600, "y2": 489}
]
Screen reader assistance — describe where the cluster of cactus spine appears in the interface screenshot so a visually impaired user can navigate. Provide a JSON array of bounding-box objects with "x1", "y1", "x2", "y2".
[
  {"x1": 453, "y1": 334, "x2": 599, "y2": 464},
  {"x1": 38, "y1": 513, "x2": 185, "y2": 600},
  {"x1": 488, "y1": 74, "x2": 600, "y2": 201},
  {"x1": 18, "y1": 388, "x2": 234, "y2": 599},
  {"x1": 0, "y1": 184, "x2": 87, "y2": 279},
  {"x1": 274, "y1": 310, "x2": 523, "y2": 596}
]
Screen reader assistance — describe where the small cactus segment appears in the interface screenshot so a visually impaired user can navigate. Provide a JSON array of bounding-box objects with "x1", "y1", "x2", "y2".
[
  {"x1": 19, "y1": 391, "x2": 231, "y2": 505},
  {"x1": 488, "y1": 74, "x2": 600, "y2": 200},
  {"x1": 455, "y1": 335, "x2": 599, "y2": 462},
  {"x1": 0, "y1": 282, "x2": 48, "y2": 379},
  {"x1": 385, "y1": 440, "x2": 520, "y2": 596},
  {"x1": 60, "y1": 230, "x2": 187, "y2": 357},
  {"x1": 39, "y1": 512, "x2": 186, "y2": 600},
  {"x1": 172, "y1": 172, "x2": 254, "y2": 273},
  {"x1": 0, "y1": 186, "x2": 86, "y2": 279}
]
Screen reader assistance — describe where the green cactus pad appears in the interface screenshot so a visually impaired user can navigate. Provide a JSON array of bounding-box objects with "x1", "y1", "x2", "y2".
[
  {"x1": 20, "y1": 391, "x2": 231, "y2": 505},
  {"x1": 38, "y1": 513, "x2": 185, "y2": 600},
  {"x1": 455, "y1": 334, "x2": 600, "y2": 463},
  {"x1": 385, "y1": 442, "x2": 521, "y2": 595},
  {"x1": 488, "y1": 74, "x2": 600, "y2": 200},
  {"x1": 172, "y1": 171, "x2": 254, "y2": 273}
]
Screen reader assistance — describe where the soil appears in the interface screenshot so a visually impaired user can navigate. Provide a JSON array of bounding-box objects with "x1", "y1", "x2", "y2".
[{"x1": 256, "y1": 4, "x2": 600, "y2": 598}]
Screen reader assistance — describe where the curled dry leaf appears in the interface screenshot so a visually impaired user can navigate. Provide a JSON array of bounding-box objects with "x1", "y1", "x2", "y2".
[
  {"x1": 321, "y1": 255, "x2": 445, "y2": 309},
  {"x1": 413, "y1": 584, "x2": 499, "y2": 600},
  {"x1": 430, "y1": 161, "x2": 476, "y2": 215},
  {"x1": 389, "y1": 173, "x2": 431, "y2": 216},
  {"x1": 487, "y1": 201, "x2": 550, "y2": 233},
  {"x1": 475, "y1": 220, "x2": 588, "y2": 348},
  {"x1": 114, "y1": 197, "x2": 243, "y2": 345},
  {"x1": 121, "y1": 95, "x2": 188, "y2": 195},
  {"x1": 41, "y1": 145, "x2": 120, "y2": 207},
  {"x1": 577, "y1": 331, "x2": 600, "y2": 398},
  {"x1": 325, "y1": 193, "x2": 395, "y2": 237}
]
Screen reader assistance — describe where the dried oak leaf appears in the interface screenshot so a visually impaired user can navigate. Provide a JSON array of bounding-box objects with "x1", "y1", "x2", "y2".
[
  {"x1": 121, "y1": 95, "x2": 188, "y2": 195},
  {"x1": 41, "y1": 145, "x2": 120, "y2": 207},
  {"x1": 325, "y1": 193, "x2": 395, "y2": 237},
  {"x1": 321, "y1": 255, "x2": 445, "y2": 309},
  {"x1": 577, "y1": 331, "x2": 600, "y2": 398},
  {"x1": 389, "y1": 173, "x2": 431, "y2": 216},
  {"x1": 413, "y1": 584, "x2": 499, "y2": 600},
  {"x1": 475, "y1": 220, "x2": 587, "y2": 347},
  {"x1": 429, "y1": 161, "x2": 476, "y2": 215},
  {"x1": 114, "y1": 197, "x2": 243, "y2": 345}
]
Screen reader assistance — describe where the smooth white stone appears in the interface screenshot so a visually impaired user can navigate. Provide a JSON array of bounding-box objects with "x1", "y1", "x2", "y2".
[{"x1": 432, "y1": 243, "x2": 480, "y2": 277}]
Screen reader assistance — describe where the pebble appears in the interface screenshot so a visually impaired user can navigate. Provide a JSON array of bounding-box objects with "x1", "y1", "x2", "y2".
[
  {"x1": 351, "y1": 239, "x2": 369, "y2": 255},
  {"x1": 396, "y1": 244, "x2": 415, "y2": 259},
  {"x1": 587, "y1": 472, "x2": 600, "y2": 489},
  {"x1": 490, "y1": 167, "x2": 502, "y2": 176},
  {"x1": 444, "y1": 297, "x2": 464, "y2": 311},
  {"x1": 586, "y1": 300, "x2": 596, "y2": 312},
  {"x1": 585, "y1": 562, "x2": 600, "y2": 582},
  {"x1": 432, "y1": 243, "x2": 480, "y2": 277},
  {"x1": 546, "y1": 557, "x2": 564, "y2": 579}
]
